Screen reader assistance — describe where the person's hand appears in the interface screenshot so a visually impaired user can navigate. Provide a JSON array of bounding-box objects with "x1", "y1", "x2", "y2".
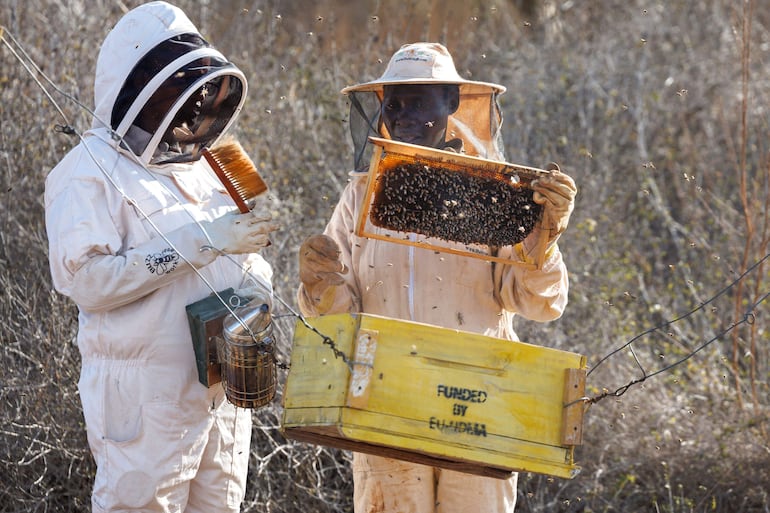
[
  {"x1": 201, "y1": 209, "x2": 279, "y2": 254},
  {"x1": 299, "y1": 235, "x2": 348, "y2": 301},
  {"x1": 531, "y1": 163, "x2": 577, "y2": 244}
]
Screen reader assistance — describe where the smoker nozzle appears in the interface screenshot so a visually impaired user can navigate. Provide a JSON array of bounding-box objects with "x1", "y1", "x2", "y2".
[{"x1": 223, "y1": 297, "x2": 272, "y2": 343}]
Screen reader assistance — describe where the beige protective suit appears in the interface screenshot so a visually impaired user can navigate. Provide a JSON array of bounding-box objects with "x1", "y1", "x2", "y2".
[
  {"x1": 299, "y1": 41, "x2": 573, "y2": 513},
  {"x1": 298, "y1": 171, "x2": 569, "y2": 513}
]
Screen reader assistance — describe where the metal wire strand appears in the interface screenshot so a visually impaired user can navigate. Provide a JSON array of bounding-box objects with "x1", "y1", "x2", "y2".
[{"x1": 585, "y1": 253, "x2": 770, "y2": 405}]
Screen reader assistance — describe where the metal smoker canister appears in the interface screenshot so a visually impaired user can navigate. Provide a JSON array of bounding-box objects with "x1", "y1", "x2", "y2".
[{"x1": 218, "y1": 298, "x2": 277, "y2": 408}]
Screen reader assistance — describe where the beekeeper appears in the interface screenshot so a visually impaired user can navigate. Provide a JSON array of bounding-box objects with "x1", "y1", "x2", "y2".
[
  {"x1": 297, "y1": 42, "x2": 577, "y2": 513},
  {"x1": 44, "y1": 2, "x2": 278, "y2": 512}
]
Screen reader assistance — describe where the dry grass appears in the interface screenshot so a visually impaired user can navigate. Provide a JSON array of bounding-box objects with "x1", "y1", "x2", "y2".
[{"x1": 2, "y1": 0, "x2": 769, "y2": 511}]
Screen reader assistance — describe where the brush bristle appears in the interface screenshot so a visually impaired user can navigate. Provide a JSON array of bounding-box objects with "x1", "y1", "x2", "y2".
[{"x1": 203, "y1": 137, "x2": 268, "y2": 212}]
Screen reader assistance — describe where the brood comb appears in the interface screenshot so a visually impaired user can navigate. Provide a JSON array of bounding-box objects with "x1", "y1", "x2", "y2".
[
  {"x1": 356, "y1": 137, "x2": 553, "y2": 268},
  {"x1": 370, "y1": 161, "x2": 543, "y2": 247},
  {"x1": 203, "y1": 137, "x2": 268, "y2": 213}
]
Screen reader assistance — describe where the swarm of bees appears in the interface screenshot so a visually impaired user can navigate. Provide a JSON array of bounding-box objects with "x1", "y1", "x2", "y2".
[{"x1": 370, "y1": 162, "x2": 542, "y2": 247}]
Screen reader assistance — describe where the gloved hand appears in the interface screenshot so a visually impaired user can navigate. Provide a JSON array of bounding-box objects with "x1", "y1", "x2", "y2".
[
  {"x1": 531, "y1": 163, "x2": 577, "y2": 244},
  {"x1": 299, "y1": 234, "x2": 348, "y2": 303},
  {"x1": 201, "y1": 209, "x2": 279, "y2": 254}
]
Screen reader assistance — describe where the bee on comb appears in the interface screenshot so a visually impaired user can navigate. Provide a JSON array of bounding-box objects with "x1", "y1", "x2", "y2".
[
  {"x1": 203, "y1": 136, "x2": 268, "y2": 213},
  {"x1": 357, "y1": 138, "x2": 553, "y2": 267},
  {"x1": 370, "y1": 160, "x2": 543, "y2": 247}
]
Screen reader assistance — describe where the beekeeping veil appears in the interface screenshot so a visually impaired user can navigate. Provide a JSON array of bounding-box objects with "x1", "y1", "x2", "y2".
[
  {"x1": 93, "y1": 1, "x2": 247, "y2": 165},
  {"x1": 342, "y1": 42, "x2": 506, "y2": 171}
]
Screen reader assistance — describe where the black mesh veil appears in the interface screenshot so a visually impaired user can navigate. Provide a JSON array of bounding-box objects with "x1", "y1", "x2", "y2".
[
  {"x1": 111, "y1": 33, "x2": 247, "y2": 165},
  {"x1": 348, "y1": 92, "x2": 383, "y2": 172},
  {"x1": 111, "y1": 34, "x2": 211, "y2": 130},
  {"x1": 346, "y1": 85, "x2": 506, "y2": 172}
]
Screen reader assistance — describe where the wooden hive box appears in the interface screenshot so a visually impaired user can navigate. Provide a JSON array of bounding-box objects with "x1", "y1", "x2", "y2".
[{"x1": 281, "y1": 313, "x2": 587, "y2": 479}]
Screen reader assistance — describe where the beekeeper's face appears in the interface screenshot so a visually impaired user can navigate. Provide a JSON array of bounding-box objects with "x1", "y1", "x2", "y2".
[{"x1": 381, "y1": 84, "x2": 459, "y2": 149}]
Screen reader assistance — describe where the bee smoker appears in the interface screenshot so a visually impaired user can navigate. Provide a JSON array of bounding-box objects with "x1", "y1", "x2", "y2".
[{"x1": 216, "y1": 294, "x2": 277, "y2": 409}]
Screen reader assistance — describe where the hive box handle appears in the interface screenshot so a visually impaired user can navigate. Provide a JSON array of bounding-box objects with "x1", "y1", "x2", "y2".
[
  {"x1": 561, "y1": 368, "x2": 586, "y2": 446},
  {"x1": 346, "y1": 329, "x2": 378, "y2": 409}
]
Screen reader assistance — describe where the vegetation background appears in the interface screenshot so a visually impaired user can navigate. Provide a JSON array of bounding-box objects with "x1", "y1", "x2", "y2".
[{"x1": 1, "y1": 0, "x2": 769, "y2": 511}]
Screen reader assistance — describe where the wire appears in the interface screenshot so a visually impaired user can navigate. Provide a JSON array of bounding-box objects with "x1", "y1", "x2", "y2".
[
  {"x1": 585, "y1": 252, "x2": 770, "y2": 405},
  {"x1": 222, "y1": 254, "x2": 358, "y2": 370}
]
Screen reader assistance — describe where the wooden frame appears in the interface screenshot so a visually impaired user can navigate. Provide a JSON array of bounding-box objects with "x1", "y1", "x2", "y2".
[{"x1": 356, "y1": 137, "x2": 552, "y2": 269}]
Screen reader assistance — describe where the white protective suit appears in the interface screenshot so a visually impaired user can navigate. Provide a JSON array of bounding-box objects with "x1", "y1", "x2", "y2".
[
  {"x1": 298, "y1": 43, "x2": 570, "y2": 513},
  {"x1": 44, "y1": 3, "x2": 271, "y2": 512}
]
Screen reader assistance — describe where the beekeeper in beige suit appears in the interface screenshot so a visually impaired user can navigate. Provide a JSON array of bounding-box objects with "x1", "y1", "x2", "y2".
[
  {"x1": 45, "y1": 2, "x2": 278, "y2": 511},
  {"x1": 298, "y1": 43, "x2": 577, "y2": 513}
]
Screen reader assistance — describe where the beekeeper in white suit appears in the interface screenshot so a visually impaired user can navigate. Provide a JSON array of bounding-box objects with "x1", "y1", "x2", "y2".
[
  {"x1": 298, "y1": 42, "x2": 577, "y2": 512},
  {"x1": 44, "y1": 2, "x2": 278, "y2": 511}
]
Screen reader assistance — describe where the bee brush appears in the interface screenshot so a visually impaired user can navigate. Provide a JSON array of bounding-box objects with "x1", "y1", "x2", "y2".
[{"x1": 203, "y1": 136, "x2": 268, "y2": 213}]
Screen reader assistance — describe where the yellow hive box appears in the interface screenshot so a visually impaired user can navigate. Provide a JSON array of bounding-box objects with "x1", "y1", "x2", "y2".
[{"x1": 281, "y1": 313, "x2": 587, "y2": 479}]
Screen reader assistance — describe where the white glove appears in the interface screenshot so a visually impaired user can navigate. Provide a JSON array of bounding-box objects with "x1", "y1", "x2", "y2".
[{"x1": 201, "y1": 210, "x2": 279, "y2": 254}]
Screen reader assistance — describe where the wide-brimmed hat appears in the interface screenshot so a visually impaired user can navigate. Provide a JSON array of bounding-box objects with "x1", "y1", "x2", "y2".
[{"x1": 341, "y1": 42, "x2": 505, "y2": 95}]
